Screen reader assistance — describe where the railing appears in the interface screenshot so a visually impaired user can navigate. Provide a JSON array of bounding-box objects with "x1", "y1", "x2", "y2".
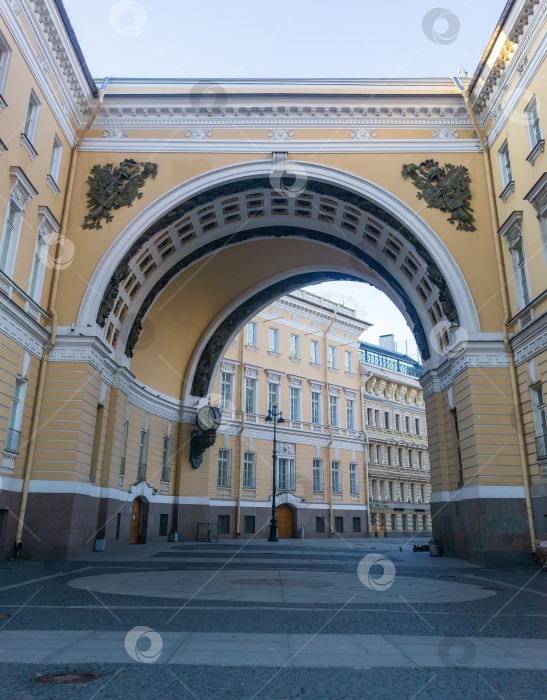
[
  {"x1": 216, "y1": 486, "x2": 231, "y2": 498},
  {"x1": 537, "y1": 433, "x2": 547, "y2": 460},
  {"x1": 359, "y1": 345, "x2": 423, "y2": 378},
  {"x1": 5, "y1": 428, "x2": 21, "y2": 454}
]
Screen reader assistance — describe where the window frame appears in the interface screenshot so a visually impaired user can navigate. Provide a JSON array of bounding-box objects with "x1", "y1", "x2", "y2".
[
  {"x1": 329, "y1": 395, "x2": 339, "y2": 427},
  {"x1": 161, "y1": 435, "x2": 171, "y2": 481},
  {"x1": 277, "y1": 457, "x2": 295, "y2": 491},
  {"x1": 344, "y1": 350, "x2": 353, "y2": 373},
  {"x1": 498, "y1": 140, "x2": 513, "y2": 187},
  {"x1": 290, "y1": 334, "x2": 300, "y2": 359},
  {"x1": 137, "y1": 429, "x2": 148, "y2": 480},
  {"x1": 217, "y1": 449, "x2": 231, "y2": 488},
  {"x1": 245, "y1": 376, "x2": 257, "y2": 415},
  {"x1": 346, "y1": 398, "x2": 355, "y2": 430},
  {"x1": 219, "y1": 371, "x2": 234, "y2": 410},
  {"x1": 311, "y1": 390, "x2": 321, "y2": 425},
  {"x1": 313, "y1": 458, "x2": 323, "y2": 493},
  {"x1": 0, "y1": 30, "x2": 12, "y2": 97},
  {"x1": 331, "y1": 460, "x2": 342, "y2": 493},
  {"x1": 310, "y1": 339, "x2": 320, "y2": 364},
  {"x1": 328, "y1": 345, "x2": 337, "y2": 369},
  {"x1": 0, "y1": 200, "x2": 23, "y2": 276},
  {"x1": 289, "y1": 385, "x2": 301, "y2": 421},
  {"x1": 525, "y1": 95, "x2": 542, "y2": 150},
  {"x1": 349, "y1": 462, "x2": 359, "y2": 494},
  {"x1": 268, "y1": 327, "x2": 279, "y2": 353},
  {"x1": 246, "y1": 321, "x2": 258, "y2": 348},
  {"x1": 23, "y1": 89, "x2": 41, "y2": 144},
  {"x1": 267, "y1": 381, "x2": 280, "y2": 411},
  {"x1": 243, "y1": 451, "x2": 256, "y2": 489},
  {"x1": 48, "y1": 134, "x2": 63, "y2": 184}
]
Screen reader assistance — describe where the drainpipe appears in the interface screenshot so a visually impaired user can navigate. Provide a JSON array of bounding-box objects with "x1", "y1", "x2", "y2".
[
  {"x1": 236, "y1": 328, "x2": 245, "y2": 536},
  {"x1": 14, "y1": 80, "x2": 110, "y2": 553},
  {"x1": 456, "y1": 81, "x2": 536, "y2": 551},
  {"x1": 361, "y1": 371, "x2": 373, "y2": 534},
  {"x1": 324, "y1": 305, "x2": 337, "y2": 534}
]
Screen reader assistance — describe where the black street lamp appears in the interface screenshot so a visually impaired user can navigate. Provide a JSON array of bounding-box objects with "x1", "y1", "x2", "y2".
[{"x1": 265, "y1": 400, "x2": 284, "y2": 542}]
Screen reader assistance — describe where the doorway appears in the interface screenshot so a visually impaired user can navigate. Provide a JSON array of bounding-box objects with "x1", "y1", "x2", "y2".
[
  {"x1": 129, "y1": 498, "x2": 142, "y2": 544},
  {"x1": 276, "y1": 504, "x2": 294, "y2": 538}
]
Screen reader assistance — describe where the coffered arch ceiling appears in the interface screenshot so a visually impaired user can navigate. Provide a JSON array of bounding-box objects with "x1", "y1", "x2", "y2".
[{"x1": 78, "y1": 160, "x2": 480, "y2": 394}]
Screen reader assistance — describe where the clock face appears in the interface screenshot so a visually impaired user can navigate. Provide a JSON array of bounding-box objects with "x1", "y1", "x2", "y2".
[{"x1": 196, "y1": 406, "x2": 221, "y2": 431}]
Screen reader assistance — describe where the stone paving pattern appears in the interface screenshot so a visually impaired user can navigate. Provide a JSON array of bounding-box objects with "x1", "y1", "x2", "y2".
[{"x1": 0, "y1": 538, "x2": 546, "y2": 698}]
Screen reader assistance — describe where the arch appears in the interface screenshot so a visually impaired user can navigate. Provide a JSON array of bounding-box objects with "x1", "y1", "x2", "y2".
[{"x1": 77, "y1": 160, "x2": 480, "y2": 349}]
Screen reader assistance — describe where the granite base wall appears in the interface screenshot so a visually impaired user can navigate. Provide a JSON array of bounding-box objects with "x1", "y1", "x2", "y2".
[
  {"x1": 0, "y1": 488, "x2": 22, "y2": 560},
  {"x1": 431, "y1": 497, "x2": 532, "y2": 567}
]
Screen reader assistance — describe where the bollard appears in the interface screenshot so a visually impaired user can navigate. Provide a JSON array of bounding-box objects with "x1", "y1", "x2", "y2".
[
  {"x1": 298, "y1": 527, "x2": 305, "y2": 539},
  {"x1": 429, "y1": 538, "x2": 441, "y2": 556}
]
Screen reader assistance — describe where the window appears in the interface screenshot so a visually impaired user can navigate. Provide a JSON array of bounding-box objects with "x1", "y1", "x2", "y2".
[
  {"x1": 120, "y1": 420, "x2": 129, "y2": 474},
  {"x1": 49, "y1": 135, "x2": 63, "y2": 184},
  {"x1": 422, "y1": 515, "x2": 428, "y2": 530},
  {"x1": 335, "y1": 516, "x2": 344, "y2": 533},
  {"x1": 5, "y1": 377, "x2": 26, "y2": 454},
  {"x1": 268, "y1": 381, "x2": 279, "y2": 411},
  {"x1": 329, "y1": 395, "x2": 339, "y2": 427},
  {"x1": 23, "y1": 90, "x2": 41, "y2": 144},
  {"x1": 401, "y1": 514, "x2": 407, "y2": 531},
  {"x1": 219, "y1": 371, "x2": 233, "y2": 410},
  {"x1": 137, "y1": 429, "x2": 148, "y2": 480},
  {"x1": 331, "y1": 461, "x2": 342, "y2": 493},
  {"x1": 311, "y1": 391, "x2": 321, "y2": 425},
  {"x1": 218, "y1": 515, "x2": 230, "y2": 534},
  {"x1": 353, "y1": 517, "x2": 361, "y2": 533},
  {"x1": 387, "y1": 446, "x2": 392, "y2": 465},
  {"x1": 217, "y1": 449, "x2": 231, "y2": 487},
  {"x1": 28, "y1": 234, "x2": 48, "y2": 302},
  {"x1": 395, "y1": 414, "x2": 401, "y2": 431},
  {"x1": 511, "y1": 238, "x2": 531, "y2": 308},
  {"x1": 161, "y1": 435, "x2": 171, "y2": 481},
  {"x1": 277, "y1": 457, "x2": 295, "y2": 490},
  {"x1": 399, "y1": 483, "x2": 404, "y2": 500},
  {"x1": 328, "y1": 345, "x2": 337, "y2": 369},
  {"x1": 0, "y1": 30, "x2": 12, "y2": 96},
  {"x1": 245, "y1": 376, "x2": 257, "y2": 414},
  {"x1": 498, "y1": 140, "x2": 513, "y2": 187},
  {"x1": 415, "y1": 418, "x2": 421, "y2": 435},
  {"x1": 532, "y1": 384, "x2": 547, "y2": 459},
  {"x1": 159, "y1": 514, "x2": 168, "y2": 536},
  {"x1": 244, "y1": 515, "x2": 255, "y2": 534},
  {"x1": 310, "y1": 339, "x2": 320, "y2": 364},
  {"x1": 316, "y1": 516, "x2": 325, "y2": 533},
  {"x1": 412, "y1": 515, "x2": 417, "y2": 531},
  {"x1": 290, "y1": 334, "x2": 300, "y2": 359},
  {"x1": 367, "y1": 407, "x2": 373, "y2": 426},
  {"x1": 409, "y1": 449, "x2": 414, "y2": 469},
  {"x1": 290, "y1": 386, "x2": 301, "y2": 421},
  {"x1": 349, "y1": 463, "x2": 358, "y2": 494},
  {"x1": 344, "y1": 350, "x2": 353, "y2": 373},
  {"x1": 269, "y1": 327, "x2": 279, "y2": 353},
  {"x1": 388, "y1": 482, "x2": 393, "y2": 500},
  {"x1": 384, "y1": 411, "x2": 390, "y2": 429},
  {"x1": 246, "y1": 321, "x2": 258, "y2": 347},
  {"x1": 243, "y1": 451, "x2": 256, "y2": 489},
  {"x1": 346, "y1": 399, "x2": 355, "y2": 430},
  {"x1": 418, "y1": 451, "x2": 423, "y2": 469},
  {"x1": 525, "y1": 96, "x2": 542, "y2": 150},
  {"x1": 405, "y1": 416, "x2": 410, "y2": 433},
  {"x1": 375, "y1": 409, "x2": 380, "y2": 426},
  {"x1": 313, "y1": 458, "x2": 323, "y2": 492},
  {"x1": 390, "y1": 514, "x2": 397, "y2": 531},
  {"x1": 0, "y1": 201, "x2": 22, "y2": 276},
  {"x1": 420, "y1": 484, "x2": 425, "y2": 501},
  {"x1": 398, "y1": 448, "x2": 403, "y2": 467}
]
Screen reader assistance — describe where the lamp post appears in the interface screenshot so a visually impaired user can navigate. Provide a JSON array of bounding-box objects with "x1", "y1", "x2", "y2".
[{"x1": 265, "y1": 400, "x2": 284, "y2": 542}]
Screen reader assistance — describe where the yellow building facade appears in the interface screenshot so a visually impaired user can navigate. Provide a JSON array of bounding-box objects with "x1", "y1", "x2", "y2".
[{"x1": 0, "y1": 0, "x2": 545, "y2": 564}]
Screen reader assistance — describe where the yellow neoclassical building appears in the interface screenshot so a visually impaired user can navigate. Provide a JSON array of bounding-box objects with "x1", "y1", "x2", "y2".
[{"x1": 0, "y1": 0, "x2": 545, "y2": 564}]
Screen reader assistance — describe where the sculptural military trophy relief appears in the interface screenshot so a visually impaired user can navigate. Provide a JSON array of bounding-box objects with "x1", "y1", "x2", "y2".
[{"x1": 190, "y1": 405, "x2": 222, "y2": 469}]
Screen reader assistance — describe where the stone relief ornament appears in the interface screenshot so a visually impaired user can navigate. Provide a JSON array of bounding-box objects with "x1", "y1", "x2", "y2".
[
  {"x1": 402, "y1": 159, "x2": 476, "y2": 232},
  {"x1": 186, "y1": 128, "x2": 211, "y2": 140},
  {"x1": 349, "y1": 128, "x2": 376, "y2": 140},
  {"x1": 432, "y1": 129, "x2": 459, "y2": 140},
  {"x1": 268, "y1": 129, "x2": 294, "y2": 141},
  {"x1": 103, "y1": 129, "x2": 129, "y2": 139},
  {"x1": 82, "y1": 159, "x2": 158, "y2": 230}
]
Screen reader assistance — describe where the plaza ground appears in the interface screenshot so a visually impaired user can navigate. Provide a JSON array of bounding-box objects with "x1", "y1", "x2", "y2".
[{"x1": 0, "y1": 537, "x2": 546, "y2": 698}]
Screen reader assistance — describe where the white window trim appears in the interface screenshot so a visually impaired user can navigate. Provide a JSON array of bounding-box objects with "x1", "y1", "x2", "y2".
[
  {"x1": 498, "y1": 140, "x2": 513, "y2": 188},
  {"x1": 313, "y1": 458, "x2": 323, "y2": 492},
  {"x1": 329, "y1": 395, "x2": 339, "y2": 427},
  {"x1": 217, "y1": 449, "x2": 231, "y2": 487},
  {"x1": 27, "y1": 206, "x2": 60, "y2": 303},
  {"x1": 245, "y1": 376, "x2": 257, "y2": 415},
  {"x1": 525, "y1": 95, "x2": 542, "y2": 151},
  {"x1": 161, "y1": 435, "x2": 171, "y2": 481},
  {"x1": 243, "y1": 451, "x2": 256, "y2": 489},
  {"x1": 311, "y1": 390, "x2": 322, "y2": 425},
  {"x1": 269, "y1": 327, "x2": 279, "y2": 353},
  {"x1": 0, "y1": 29, "x2": 12, "y2": 99},
  {"x1": 310, "y1": 339, "x2": 320, "y2": 364},
  {"x1": 290, "y1": 385, "x2": 302, "y2": 421}
]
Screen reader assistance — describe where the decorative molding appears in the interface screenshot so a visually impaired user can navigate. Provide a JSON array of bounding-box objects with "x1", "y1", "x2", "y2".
[
  {"x1": 432, "y1": 129, "x2": 458, "y2": 140},
  {"x1": 328, "y1": 385, "x2": 341, "y2": 397},
  {"x1": 103, "y1": 129, "x2": 129, "y2": 139},
  {"x1": 80, "y1": 136, "x2": 482, "y2": 154},
  {"x1": 511, "y1": 310, "x2": 547, "y2": 366},
  {"x1": 349, "y1": 128, "x2": 376, "y2": 140},
  {"x1": 37, "y1": 205, "x2": 61, "y2": 243},
  {"x1": 288, "y1": 374, "x2": 304, "y2": 388},
  {"x1": 0, "y1": 137, "x2": 7, "y2": 153},
  {"x1": 344, "y1": 389, "x2": 358, "y2": 400},
  {"x1": 20, "y1": 132, "x2": 38, "y2": 160},
  {"x1": 220, "y1": 359, "x2": 239, "y2": 374},
  {"x1": 499, "y1": 180, "x2": 515, "y2": 203},
  {"x1": 268, "y1": 129, "x2": 294, "y2": 140},
  {"x1": 308, "y1": 380, "x2": 325, "y2": 392},
  {"x1": 186, "y1": 128, "x2": 211, "y2": 140},
  {"x1": 9, "y1": 166, "x2": 37, "y2": 211},
  {"x1": 526, "y1": 139, "x2": 545, "y2": 166},
  {"x1": 265, "y1": 370, "x2": 283, "y2": 384},
  {"x1": 524, "y1": 171, "x2": 547, "y2": 217},
  {"x1": 1, "y1": 452, "x2": 16, "y2": 473},
  {"x1": 0, "y1": 280, "x2": 49, "y2": 358},
  {"x1": 244, "y1": 364, "x2": 261, "y2": 379},
  {"x1": 0, "y1": 95, "x2": 7, "y2": 113},
  {"x1": 277, "y1": 442, "x2": 295, "y2": 456},
  {"x1": 498, "y1": 210, "x2": 523, "y2": 246},
  {"x1": 46, "y1": 173, "x2": 60, "y2": 197}
]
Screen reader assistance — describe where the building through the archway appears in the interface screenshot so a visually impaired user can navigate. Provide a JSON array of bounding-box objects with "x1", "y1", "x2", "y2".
[{"x1": 0, "y1": 0, "x2": 546, "y2": 566}]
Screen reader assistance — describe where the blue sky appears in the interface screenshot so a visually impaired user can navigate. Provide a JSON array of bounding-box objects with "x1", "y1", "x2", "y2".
[
  {"x1": 64, "y1": 0, "x2": 507, "y2": 80},
  {"x1": 62, "y1": 0, "x2": 508, "y2": 360}
]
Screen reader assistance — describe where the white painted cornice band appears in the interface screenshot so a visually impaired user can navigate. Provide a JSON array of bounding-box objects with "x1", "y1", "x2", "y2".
[
  {"x1": 431, "y1": 484, "x2": 526, "y2": 502},
  {"x1": 80, "y1": 138, "x2": 482, "y2": 154}
]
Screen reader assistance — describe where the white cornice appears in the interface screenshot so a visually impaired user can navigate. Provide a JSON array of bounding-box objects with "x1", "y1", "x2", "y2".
[
  {"x1": 79, "y1": 137, "x2": 482, "y2": 154},
  {"x1": 0, "y1": 282, "x2": 49, "y2": 358},
  {"x1": 0, "y1": 0, "x2": 78, "y2": 143},
  {"x1": 511, "y1": 310, "x2": 547, "y2": 365}
]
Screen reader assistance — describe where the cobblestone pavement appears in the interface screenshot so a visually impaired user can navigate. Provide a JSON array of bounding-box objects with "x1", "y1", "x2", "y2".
[{"x1": 0, "y1": 538, "x2": 546, "y2": 699}]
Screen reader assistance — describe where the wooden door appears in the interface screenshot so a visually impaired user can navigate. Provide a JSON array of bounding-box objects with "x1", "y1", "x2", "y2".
[
  {"x1": 129, "y1": 499, "x2": 142, "y2": 544},
  {"x1": 379, "y1": 514, "x2": 387, "y2": 538},
  {"x1": 276, "y1": 504, "x2": 293, "y2": 538}
]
